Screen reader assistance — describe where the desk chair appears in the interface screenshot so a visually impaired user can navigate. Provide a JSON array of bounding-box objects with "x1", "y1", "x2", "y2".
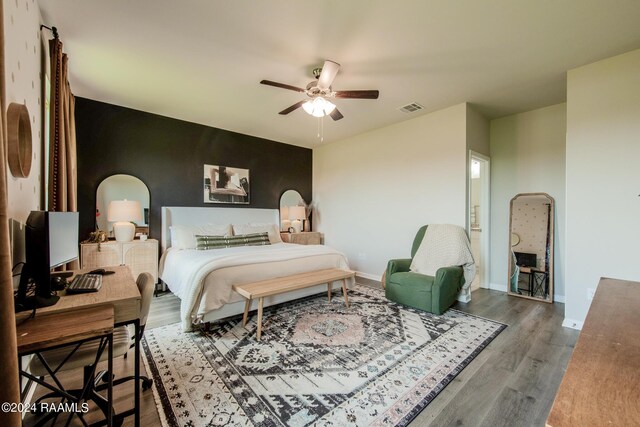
[
  {"x1": 29, "y1": 272, "x2": 155, "y2": 424},
  {"x1": 97, "y1": 272, "x2": 154, "y2": 392}
]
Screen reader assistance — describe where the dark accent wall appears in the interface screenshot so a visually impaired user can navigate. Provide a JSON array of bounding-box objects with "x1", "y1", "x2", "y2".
[{"x1": 76, "y1": 98, "x2": 312, "y2": 240}]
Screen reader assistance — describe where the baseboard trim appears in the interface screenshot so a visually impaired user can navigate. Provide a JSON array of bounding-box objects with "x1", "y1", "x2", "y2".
[
  {"x1": 355, "y1": 271, "x2": 382, "y2": 282},
  {"x1": 457, "y1": 293, "x2": 471, "y2": 303},
  {"x1": 487, "y1": 283, "x2": 565, "y2": 303},
  {"x1": 362, "y1": 277, "x2": 566, "y2": 304},
  {"x1": 562, "y1": 318, "x2": 584, "y2": 330},
  {"x1": 487, "y1": 282, "x2": 507, "y2": 292}
]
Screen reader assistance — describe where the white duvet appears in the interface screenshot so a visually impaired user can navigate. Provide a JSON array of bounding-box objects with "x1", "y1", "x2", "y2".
[{"x1": 160, "y1": 243, "x2": 350, "y2": 331}]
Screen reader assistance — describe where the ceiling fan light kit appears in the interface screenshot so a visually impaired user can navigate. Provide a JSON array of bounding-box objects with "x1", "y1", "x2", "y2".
[{"x1": 302, "y1": 97, "x2": 336, "y2": 117}]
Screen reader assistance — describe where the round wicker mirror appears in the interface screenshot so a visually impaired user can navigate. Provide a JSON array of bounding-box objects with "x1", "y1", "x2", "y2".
[{"x1": 7, "y1": 103, "x2": 32, "y2": 178}]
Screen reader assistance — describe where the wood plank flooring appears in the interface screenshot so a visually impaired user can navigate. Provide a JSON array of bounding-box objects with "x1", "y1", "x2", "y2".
[
  {"x1": 26, "y1": 283, "x2": 578, "y2": 426},
  {"x1": 414, "y1": 289, "x2": 578, "y2": 427}
]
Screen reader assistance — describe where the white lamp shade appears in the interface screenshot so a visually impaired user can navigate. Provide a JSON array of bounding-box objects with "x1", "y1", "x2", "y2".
[
  {"x1": 108, "y1": 200, "x2": 142, "y2": 222},
  {"x1": 280, "y1": 206, "x2": 289, "y2": 220},
  {"x1": 288, "y1": 206, "x2": 306, "y2": 220}
]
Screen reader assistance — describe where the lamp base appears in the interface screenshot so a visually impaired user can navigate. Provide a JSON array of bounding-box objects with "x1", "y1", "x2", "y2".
[
  {"x1": 113, "y1": 221, "x2": 135, "y2": 242},
  {"x1": 291, "y1": 219, "x2": 302, "y2": 233}
]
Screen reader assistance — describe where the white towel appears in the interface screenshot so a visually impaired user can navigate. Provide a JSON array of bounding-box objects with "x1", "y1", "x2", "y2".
[{"x1": 410, "y1": 224, "x2": 476, "y2": 288}]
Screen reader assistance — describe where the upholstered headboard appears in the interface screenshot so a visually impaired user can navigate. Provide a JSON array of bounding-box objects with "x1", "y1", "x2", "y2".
[{"x1": 160, "y1": 206, "x2": 279, "y2": 253}]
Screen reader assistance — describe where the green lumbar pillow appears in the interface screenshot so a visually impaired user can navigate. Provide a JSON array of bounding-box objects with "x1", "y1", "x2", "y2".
[{"x1": 195, "y1": 232, "x2": 271, "y2": 250}]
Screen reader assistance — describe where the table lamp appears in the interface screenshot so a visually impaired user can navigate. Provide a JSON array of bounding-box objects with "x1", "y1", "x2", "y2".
[
  {"x1": 108, "y1": 199, "x2": 142, "y2": 242},
  {"x1": 288, "y1": 206, "x2": 306, "y2": 233}
]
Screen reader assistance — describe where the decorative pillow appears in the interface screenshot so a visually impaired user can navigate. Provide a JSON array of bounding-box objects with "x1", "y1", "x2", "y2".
[
  {"x1": 170, "y1": 224, "x2": 233, "y2": 250},
  {"x1": 195, "y1": 232, "x2": 271, "y2": 250},
  {"x1": 232, "y1": 223, "x2": 282, "y2": 244}
]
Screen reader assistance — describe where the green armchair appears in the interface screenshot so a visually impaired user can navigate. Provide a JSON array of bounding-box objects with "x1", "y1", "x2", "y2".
[{"x1": 384, "y1": 225, "x2": 465, "y2": 314}]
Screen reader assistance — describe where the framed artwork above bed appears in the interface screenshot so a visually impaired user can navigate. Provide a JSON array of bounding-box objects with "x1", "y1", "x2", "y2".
[{"x1": 203, "y1": 164, "x2": 250, "y2": 204}]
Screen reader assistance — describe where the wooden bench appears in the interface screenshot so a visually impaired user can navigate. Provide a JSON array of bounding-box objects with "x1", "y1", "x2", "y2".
[{"x1": 232, "y1": 268, "x2": 355, "y2": 341}]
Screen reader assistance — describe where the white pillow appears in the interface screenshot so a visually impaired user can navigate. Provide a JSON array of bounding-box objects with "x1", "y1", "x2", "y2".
[
  {"x1": 232, "y1": 223, "x2": 282, "y2": 244},
  {"x1": 170, "y1": 224, "x2": 232, "y2": 249}
]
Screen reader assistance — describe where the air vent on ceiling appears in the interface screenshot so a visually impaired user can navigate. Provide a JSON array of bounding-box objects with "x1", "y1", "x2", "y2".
[{"x1": 398, "y1": 102, "x2": 424, "y2": 113}]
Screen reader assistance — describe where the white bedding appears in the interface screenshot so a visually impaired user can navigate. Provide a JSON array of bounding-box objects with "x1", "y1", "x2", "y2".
[{"x1": 160, "y1": 242, "x2": 351, "y2": 331}]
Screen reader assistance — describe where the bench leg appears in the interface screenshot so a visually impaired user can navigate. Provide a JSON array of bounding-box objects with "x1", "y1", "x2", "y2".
[
  {"x1": 242, "y1": 297, "x2": 252, "y2": 327},
  {"x1": 342, "y1": 279, "x2": 350, "y2": 308},
  {"x1": 327, "y1": 283, "x2": 332, "y2": 302},
  {"x1": 256, "y1": 297, "x2": 264, "y2": 341}
]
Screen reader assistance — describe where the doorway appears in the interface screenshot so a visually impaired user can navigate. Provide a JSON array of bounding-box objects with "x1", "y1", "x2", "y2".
[{"x1": 468, "y1": 152, "x2": 490, "y2": 291}]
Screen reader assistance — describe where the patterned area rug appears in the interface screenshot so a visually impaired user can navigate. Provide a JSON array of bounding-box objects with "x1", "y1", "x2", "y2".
[{"x1": 143, "y1": 285, "x2": 506, "y2": 426}]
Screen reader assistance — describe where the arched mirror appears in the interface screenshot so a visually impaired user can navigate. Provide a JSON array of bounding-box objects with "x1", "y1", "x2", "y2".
[
  {"x1": 96, "y1": 174, "x2": 150, "y2": 237},
  {"x1": 508, "y1": 193, "x2": 554, "y2": 303},
  {"x1": 279, "y1": 190, "x2": 308, "y2": 232}
]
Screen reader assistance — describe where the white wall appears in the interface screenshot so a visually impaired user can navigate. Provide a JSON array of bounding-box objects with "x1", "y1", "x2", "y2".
[
  {"x1": 4, "y1": 0, "x2": 45, "y2": 265},
  {"x1": 466, "y1": 104, "x2": 490, "y2": 156},
  {"x1": 489, "y1": 103, "x2": 566, "y2": 299},
  {"x1": 313, "y1": 103, "x2": 468, "y2": 279},
  {"x1": 466, "y1": 106, "x2": 490, "y2": 227},
  {"x1": 466, "y1": 106, "x2": 490, "y2": 291},
  {"x1": 565, "y1": 49, "x2": 640, "y2": 328}
]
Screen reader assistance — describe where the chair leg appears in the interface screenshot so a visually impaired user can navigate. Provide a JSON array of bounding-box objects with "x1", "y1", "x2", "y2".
[
  {"x1": 142, "y1": 376, "x2": 154, "y2": 391},
  {"x1": 95, "y1": 368, "x2": 111, "y2": 386},
  {"x1": 33, "y1": 365, "x2": 119, "y2": 426},
  {"x1": 32, "y1": 410, "x2": 58, "y2": 427},
  {"x1": 83, "y1": 365, "x2": 114, "y2": 422},
  {"x1": 34, "y1": 391, "x2": 63, "y2": 407},
  {"x1": 96, "y1": 374, "x2": 154, "y2": 392}
]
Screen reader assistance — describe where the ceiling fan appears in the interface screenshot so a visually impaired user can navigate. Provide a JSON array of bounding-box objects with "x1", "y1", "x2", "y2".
[{"x1": 260, "y1": 60, "x2": 379, "y2": 121}]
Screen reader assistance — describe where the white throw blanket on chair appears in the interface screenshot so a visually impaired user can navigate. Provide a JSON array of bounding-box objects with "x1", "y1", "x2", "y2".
[{"x1": 409, "y1": 224, "x2": 476, "y2": 301}]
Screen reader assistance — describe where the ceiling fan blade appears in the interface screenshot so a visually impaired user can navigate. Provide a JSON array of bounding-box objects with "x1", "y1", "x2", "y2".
[
  {"x1": 317, "y1": 60, "x2": 340, "y2": 89},
  {"x1": 260, "y1": 80, "x2": 305, "y2": 93},
  {"x1": 279, "y1": 100, "x2": 306, "y2": 115},
  {"x1": 335, "y1": 90, "x2": 379, "y2": 99},
  {"x1": 330, "y1": 108, "x2": 344, "y2": 121}
]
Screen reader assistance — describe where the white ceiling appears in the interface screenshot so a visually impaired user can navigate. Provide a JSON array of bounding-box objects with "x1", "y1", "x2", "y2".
[{"x1": 38, "y1": 0, "x2": 640, "y2": 148}]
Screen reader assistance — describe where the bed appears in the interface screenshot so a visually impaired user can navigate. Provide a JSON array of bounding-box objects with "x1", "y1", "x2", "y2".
[{"x1": 160, "y1": 206, "x2": 352, "y2": 331}]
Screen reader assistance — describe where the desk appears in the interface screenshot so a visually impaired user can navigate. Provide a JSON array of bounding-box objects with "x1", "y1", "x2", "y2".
[
  {"x1": 38, "y1": 265, "x2": 140, "y2": 324},
  {"x1": 22, "y1": 265, "x2": 141, "y2": 426},
  {"x1": 547, "y1": 278, "x2": 640, "y2": 426},
  {"x1": 17, "y1": 305, "x2": 115, "y2": 426}
]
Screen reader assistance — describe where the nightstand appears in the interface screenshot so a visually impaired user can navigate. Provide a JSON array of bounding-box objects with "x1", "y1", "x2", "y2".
[
  {"x1": 81, "y1": 239, "x2": 159, "y2": 283},
  {"x1": 280, "y1": 232, "x2": 323, "y2": 245}
]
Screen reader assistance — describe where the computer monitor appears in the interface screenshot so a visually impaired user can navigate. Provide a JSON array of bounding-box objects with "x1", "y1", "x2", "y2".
[{"x1": 15, "y1": 211, "x2": 79, "y2": 311}]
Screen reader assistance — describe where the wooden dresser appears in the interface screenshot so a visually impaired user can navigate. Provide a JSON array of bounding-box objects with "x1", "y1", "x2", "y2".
[
  {"x1": 546, "y1": 277, "x2": 640, "y2": 426},
  {"x1": 81, "y1": 239, "x2": 159, "y2": 283}
]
